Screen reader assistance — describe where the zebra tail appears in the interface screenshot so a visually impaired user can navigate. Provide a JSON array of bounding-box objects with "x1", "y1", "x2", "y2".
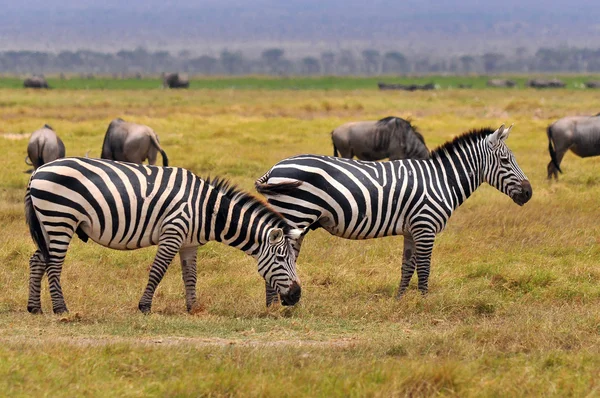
[
  {"x1": 25, "y1": 185, "x2": 50, "y2": 263},
  {"x1": 255, "y1": 179, "x2": 303, "y2": 196},
  {"x1": 547, "y1": 125, "x2": 562, "y2": 173}
]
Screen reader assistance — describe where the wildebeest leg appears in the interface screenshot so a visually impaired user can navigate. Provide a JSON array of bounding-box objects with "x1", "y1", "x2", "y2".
[
  {"x1": 266, "y1": 234, "x2": 305, "y2": 306},
  {"x1": 139, "y1": 229, "x2": 183, "y2": 314},
  {"x1": 179, "y1": 246, "x2": 199, "y2": 312},
  {"x1": 547, "y1": 146, "x2": 570, "y2": 180},
  {"x1": 147, "y1": 146, "x2": 158, "y2": 165},
  {"x1": 27, "y1": 250, "x2": 47, "y2": 314}
]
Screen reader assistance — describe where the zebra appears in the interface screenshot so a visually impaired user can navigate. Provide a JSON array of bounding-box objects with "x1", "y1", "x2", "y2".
[
  {"x1": 256, "y1": 125, "x2": 532, "y2": 305},
  {"x1": 25, "y1": 157, "x2": 302, "y2": 315}
]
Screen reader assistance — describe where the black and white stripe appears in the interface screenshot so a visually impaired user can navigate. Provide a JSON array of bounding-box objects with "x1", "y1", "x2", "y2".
[
  {"x1": 25, "y1": 157, "x2": 302, "y2": 314},
  {"x1": 256, "y1": 125, "x2": 532, "y2": 302}
]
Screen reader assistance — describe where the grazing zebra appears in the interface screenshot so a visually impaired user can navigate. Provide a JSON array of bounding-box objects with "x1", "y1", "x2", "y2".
[
  {"x1": 25, "y1": 157, "x2": 302, "y2": 314},
  {"x1": 256, "y1": 125, "x2": 532, "y2": 304}
]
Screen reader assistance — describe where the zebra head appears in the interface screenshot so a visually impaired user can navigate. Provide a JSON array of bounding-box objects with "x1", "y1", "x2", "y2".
[
  {"x1": 484, "y1": 124, "x2": 532, "y2": 206},
  {"x1": 257, "y1": 227, "x2": 302, "y2": 306}
]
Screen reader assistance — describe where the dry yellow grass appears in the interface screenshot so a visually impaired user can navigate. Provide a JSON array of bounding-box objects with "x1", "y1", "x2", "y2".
[{"x1": 1, "y1": 87, "x2": 600, "y2": 396}]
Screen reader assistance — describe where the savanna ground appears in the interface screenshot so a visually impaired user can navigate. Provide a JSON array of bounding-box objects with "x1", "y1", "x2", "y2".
[{"x1": 1, "y1": 79, "x2": 600, "y2": 396}]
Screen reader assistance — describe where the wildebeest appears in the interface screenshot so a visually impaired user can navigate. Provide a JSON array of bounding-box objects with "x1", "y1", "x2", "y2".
[
  {"x1": 487, "y1": 79, "x2": 516, "y2": 88},
  {"x1": 547, "y1": 114, "x2": 600, "y2": 179},
  {"x1": 162, "y1": 72, "x2": 189, "y2": 89},
  {"x1": 101, "y1": 118, "x2": 168, "y2": 166},
  {"x1": 23, "y1": 75, "x2": 49, "y2": 89},
  {"x1": 585, "y1": 81, "x2": 600, "y2": 89},
  {"x1": 527, "y1": 78, "x2": 565, "y2": 88},
  {"x1": 25, "y1": 124, "x2": 65, "y2": 171},
  {"x1": 331, "y1": 116, "x2": 429, "y2": 161},
  {"x1": 378, "y1": 82, "x2": 436, "y2": 91}
]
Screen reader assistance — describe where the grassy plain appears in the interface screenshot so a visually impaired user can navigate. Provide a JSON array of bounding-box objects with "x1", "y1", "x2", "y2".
[{"x1": 1, "y1": 85, "x2": 600, "y2": 396}]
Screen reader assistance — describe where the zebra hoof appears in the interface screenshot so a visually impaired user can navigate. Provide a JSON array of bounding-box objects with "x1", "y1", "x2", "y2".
[
  {"x1": 138, "y1": 303, "x2": 152, "y2": 314},
  {"x1": 27, "y1": 305, "x2": 42, "y2": 314},
  {"x1": 53, "y1": 306, "x2": 69, "y2": 315}
]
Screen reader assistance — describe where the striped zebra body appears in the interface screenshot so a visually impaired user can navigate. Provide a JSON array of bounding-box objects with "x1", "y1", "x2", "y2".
[
  {"x1": 256, "y1": 125, "x2": 532, "y2": 302},
  {"x1": 25, "y1": 157, "x2": 302, "y2": 314}
]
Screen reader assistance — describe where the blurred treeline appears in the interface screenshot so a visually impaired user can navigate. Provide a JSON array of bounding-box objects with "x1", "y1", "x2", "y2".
[{"x1": 2, "y1": 46, "x2": 600, "y2": 76}]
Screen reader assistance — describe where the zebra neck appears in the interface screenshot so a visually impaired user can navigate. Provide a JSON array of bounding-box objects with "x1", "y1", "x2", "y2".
[
  {"x1": 207, "y1": 193, "x2": 265, "y2": 258},
  {"x1": 435, "y1": 144, "x2": 484, "y2": 209}
]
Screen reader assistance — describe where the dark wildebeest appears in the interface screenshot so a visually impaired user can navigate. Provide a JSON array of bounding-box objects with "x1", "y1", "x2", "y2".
[
  {"x1": 377, "y1": 82, "x2": 436, "y2": 91},
  {"x1": 101, "y1": 118, "x2": 168, "y2": 166},
  {"x1": 331, "y1": 116, "x2": 429, "y2": 161},
  {"x1": 487, "y1": 79, "x2": 516, "y2": 88},
  {"x1": 23, "y1": 76, "x2": 49, "y2": 89},
  {"x1": 527, "y1": 78, "x2": 565, "y2": 88},
  {"x1": 25, "y1": 124, "x2": 65, "y2": 171},
  {"x1": 547, "y1": 114, "x2": 600, "y2": 179},
  {"x1": 162, "y1": 72, "x2": 189, "y2": 89},
  {"x1": 585, "y1": 81, "x2": 600, "y2": 89}
]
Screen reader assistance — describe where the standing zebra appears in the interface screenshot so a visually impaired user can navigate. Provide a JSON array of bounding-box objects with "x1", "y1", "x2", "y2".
[
  {"x1": 25, "y1": 158, "x2": 302, "y2": 314},
  {"x1": 256, "y1": 125, "x2": 532, "y2": 304}
]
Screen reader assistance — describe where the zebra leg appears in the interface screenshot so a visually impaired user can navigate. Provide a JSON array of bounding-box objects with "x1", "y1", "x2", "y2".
[
  {"x1": 138, "y1": 230, "x2": 183, "y2": 314},
  {"x1": 414, "y1": 233, "x2": 435, "y2": 295},
  {"x1": 45, "y1": 230, "x2": 75, "y2": 314},
  {"x1": 179, "y1": 246, "x2": 199, "y2": 313},
  {"x1": 265, "y1": 234, "x2": 305, "y2": 307},
  {"x1": 396, "y1": 235, "x2": 415, "y2": 298},
  {"x1": 27, "y1": 250, "x2": 46, "y2": 314}
]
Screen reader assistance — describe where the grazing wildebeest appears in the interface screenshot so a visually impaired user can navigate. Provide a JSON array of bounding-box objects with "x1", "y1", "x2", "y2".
[
  {"x1": 101, "y1": 118, "x2": 168, "y2": 166},
  {"x1": 547, "y1": 114, "x2": 600, "y2": 179},
  {"x1": 527, "y1": 78, "x2": 565, "y2": 88},
  {"x1": 487, "y1": 79, "x2": 516, "y2": 88},
  {"x1": 162, "y1": 72, "x2": 189, "y2": 89},
  {"x1": 23, "y1": 76, "x2": 49, "y2": 89},
  {"x1": 377, "y1": 82, "x2": 436, "y2": 91},
  {"x1": 25, "y1": 124, "x2": 65, "y2": 171},
  {"x1": 331, "y1": 116, "x2": 429, "y2": 161},
  {"x1": 585, "y1": 81, "x2": 600, "y2": 89}
]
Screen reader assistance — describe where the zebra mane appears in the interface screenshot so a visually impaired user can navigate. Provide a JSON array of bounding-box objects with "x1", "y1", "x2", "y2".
[
  {"x1": 431, "y1": 127, "x2": 495, "y2": 158},
  {"x1": 206, "y1": 176, "x2": 292, "y2": 233}
]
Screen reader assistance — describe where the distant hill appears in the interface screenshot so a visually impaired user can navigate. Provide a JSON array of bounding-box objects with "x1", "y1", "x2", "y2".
[{"x1": 1, "y1": 0, "x2": 600, "y2": 56}]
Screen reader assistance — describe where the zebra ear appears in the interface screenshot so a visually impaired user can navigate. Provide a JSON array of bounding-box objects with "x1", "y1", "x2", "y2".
[
  {"x1": 488, "y1": 124, "x2": 506, "y2": 147},
  {"x1": 268, "y1": 228, "x2": 284, "y2": 244}
]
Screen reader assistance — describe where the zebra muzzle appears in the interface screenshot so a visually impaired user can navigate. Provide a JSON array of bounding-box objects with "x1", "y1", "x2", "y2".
[
  {"x1": 280, "y1": 281, "x2": 301, "y2": 306},
  {"x1": 512, "y1": 180, "x2": 532, "y2": 206}
]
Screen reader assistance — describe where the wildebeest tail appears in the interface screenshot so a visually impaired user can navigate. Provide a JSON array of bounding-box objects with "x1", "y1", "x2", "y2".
[
  {"x1": 25, "y1": 184, "x2": 50, "y2": 263},
  {"x1": 149, "y1": 131, "x2": 169, "y2": 166},
  {"x1": 331, "y1": 130, "x2": 339, "y2": 157},
  {"x1": 547, "y1": 125, "x2": 562, "y2": 173},
  {"x1": 255, "y1": 171, "x2": 303, "y2": 196}
]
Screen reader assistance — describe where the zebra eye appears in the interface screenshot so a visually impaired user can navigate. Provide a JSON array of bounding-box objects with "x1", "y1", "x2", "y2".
[{"x1": 500, "y1": 156, "x2": 510, "y2": 165}]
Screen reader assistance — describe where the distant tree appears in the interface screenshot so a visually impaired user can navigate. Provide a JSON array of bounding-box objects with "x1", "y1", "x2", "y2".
[
  {"x1": 459, "y1": 55, "x2": 476, "y2": 74},
  {"x1": 220, "y1": 50, "x2": 245, "y2": 75},
  {"x1": 189, "y1": 55, "x2": 218, "y2": 75},
  {"x1": 320, "y1": 52, "x2": 336, "y2": 75},
  {"x1": 300, "y1": 57, "x2": 321, "y2": 75},
  {"x1": 382, "y1": 51, "x2": 409, "y2": 74},
  {"x1": 362, "y1": 49, "x2": 381, "y2": 75},
  {"x1": 337, "y1": 50, "x2": 357, "y2": 75},
  {"x1": 261, "y1": 48, "x2": 285, "y2": 74},
  {"x1": 482, "y1": 52, "x2": 505, "y2": 73}
]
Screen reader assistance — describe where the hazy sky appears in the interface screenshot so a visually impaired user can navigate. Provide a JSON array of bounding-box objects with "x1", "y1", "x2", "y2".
[{"x1": 1, "y1": 1, "x2": 599, "y2": 55}]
